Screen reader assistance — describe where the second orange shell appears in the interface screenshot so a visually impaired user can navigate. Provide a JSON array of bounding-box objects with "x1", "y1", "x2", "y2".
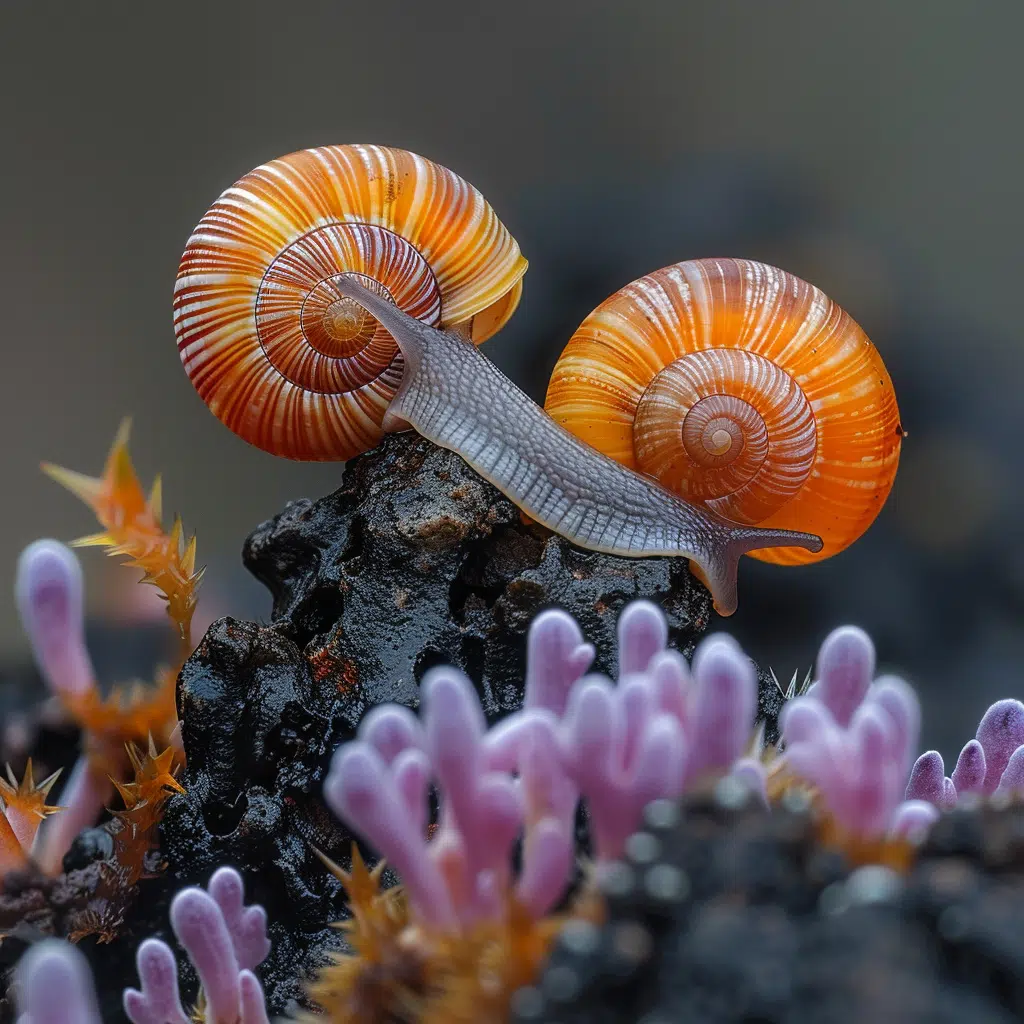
[{"x1": 544, "y1": 258, "x2": 902, "y2": 564}]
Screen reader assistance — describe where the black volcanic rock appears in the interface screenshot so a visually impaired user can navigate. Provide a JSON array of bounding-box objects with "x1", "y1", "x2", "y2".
[
  {"x1": 160, "y1": 618, "x2": 352, "y2": 1015},
  {"x1": 241, "y1": 431, "x2": 713, "y2": 719},
  {"x1": 516, "y1": 792, "x2": 1024, "y2": 1024},
  {"x1": 155, "y1": 431, "x2": 714, "y2": 1016}
]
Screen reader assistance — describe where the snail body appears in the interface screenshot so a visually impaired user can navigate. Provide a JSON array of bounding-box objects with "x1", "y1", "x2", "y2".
[
  {"x1": 329, "y1": 276, "x2": 822, "y2": 614},
  {"x1": 174, "y1": 146, "x2": 901, "y2": 615}
]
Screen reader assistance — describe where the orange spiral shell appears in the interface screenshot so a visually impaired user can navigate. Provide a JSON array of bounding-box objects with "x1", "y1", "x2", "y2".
[
  {"x1": 173, "y1": 145, "x2": 527, "y2": 461},
  {"x1": 544, "y1": 258, "x2": 902, "y2": 564}
]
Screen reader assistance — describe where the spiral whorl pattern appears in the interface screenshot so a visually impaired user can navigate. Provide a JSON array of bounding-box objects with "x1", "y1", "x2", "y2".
[
  {"x1": 635, "y1": 349, "x2": 817, "y2": 525},
  {"x1": 174, "y1": 144, "x2": 527, "y2": 461},
  {"x1": 254, "y1": 225, "x2": 438, "y2": 393},
  {"x1": 545, "y1": 258, "x2": 902, "y2": 564}
]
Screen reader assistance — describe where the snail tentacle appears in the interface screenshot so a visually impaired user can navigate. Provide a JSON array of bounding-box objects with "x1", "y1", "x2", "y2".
[{"x1": 333, "y1": 277, "x2": 823, "y2": 616}]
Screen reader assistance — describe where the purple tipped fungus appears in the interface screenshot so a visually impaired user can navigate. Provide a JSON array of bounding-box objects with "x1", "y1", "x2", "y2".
[
  {"x1": 779, "y1": 626, "x2": 923, "y2": 841},
  {"x1": 121, "y1": 866, "x2": 270, "y2": 1024}
]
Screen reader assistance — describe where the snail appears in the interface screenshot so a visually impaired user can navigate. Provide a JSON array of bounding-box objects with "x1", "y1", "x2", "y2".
[
  {"x1": 173, "y1": 143, "x2": 526, "y2": 461},
  {"x1": 544, "y1": 258, "x2": 903, "y2": 567},
  {"x1": 174, "y1": 145, "x2": 900, "y2": 615}
]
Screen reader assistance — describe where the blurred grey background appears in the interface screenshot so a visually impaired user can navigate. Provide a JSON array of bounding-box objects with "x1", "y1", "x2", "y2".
[{"x1": 1, "y1": 0, "x2": 1021, "y2": 755}]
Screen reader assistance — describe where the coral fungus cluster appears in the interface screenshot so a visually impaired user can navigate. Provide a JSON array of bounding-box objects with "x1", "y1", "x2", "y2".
[
  {"x1": 773, "y1": 625, "x2": 939, "y2": 860},
  {"x1": 309, "y1": 600, "x2": 761, "y2": 1020},
  {"x1": 906, "y1": 698, "x2": 1024, "y2": 806},
  {"x1": 261, "y1": 605, "x2": 1024, "y2": 1020},
  {"x1": 16, "y1": 867, "x2": 269, "y2": 1024}
]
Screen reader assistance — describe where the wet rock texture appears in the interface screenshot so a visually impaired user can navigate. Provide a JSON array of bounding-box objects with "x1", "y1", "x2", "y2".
[
  {"x1": 164, "y1": 431, "x2": 713, "y2": 1015},
  {"x1": 241, "y1": 431, "x2": 714, "y2": 718},
  {"x1": 0, "y1": 429, "x2": 711, "y2": 1021},
  {"x1": 518, "y1": 791, "x2": 1024, "y2": 1024}
]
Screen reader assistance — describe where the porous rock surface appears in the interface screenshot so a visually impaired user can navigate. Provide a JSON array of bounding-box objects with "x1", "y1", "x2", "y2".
[
  {"x1": 163, "y1": 431, "x2": 714, "y2": 1015},
  {"x1": 518, "y1": 790, "x2": 1024, "y2": 1024},
  {"x1": 0, "y1": 430, "x2": 714, "y2": 1021}
]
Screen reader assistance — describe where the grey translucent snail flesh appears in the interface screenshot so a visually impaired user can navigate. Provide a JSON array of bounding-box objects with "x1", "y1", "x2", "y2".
[
  {"x1": 331, "y1": 276, "x2": 822, "y2": 615},
  {"x1": 174, "y1": 146, "x2": 901, "y2": 618}
]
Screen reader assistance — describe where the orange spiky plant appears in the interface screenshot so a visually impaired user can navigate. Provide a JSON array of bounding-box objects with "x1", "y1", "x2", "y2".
[
  {"x1": 41, "y1": 419, "x2": 201, "y2": 775},
  {"x1": 69, "y1": 739, "x2": 186, "y2": 942},
  {"x1": 3, "y1": 420, "x2": 204, "y2": 904},
  {"x1": 109, "y1": 740, "x2": 187, "y2": 884},
  {"x1": 0, "y1": 761, "x2": 62, "y2": 874}
]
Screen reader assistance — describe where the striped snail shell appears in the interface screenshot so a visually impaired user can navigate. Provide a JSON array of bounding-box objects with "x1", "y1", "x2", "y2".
[
  {"x1": 173, "y1": 144, "x2": 527, "y2": 461},
  {"x1": 544, "y1": 258, "x2": 903, "y2": 564}
]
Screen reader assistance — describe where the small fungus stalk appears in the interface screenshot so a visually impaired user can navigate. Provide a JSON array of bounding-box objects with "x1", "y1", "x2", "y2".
[
  {"x1": 906, "y1": 697, "x2": 1024, "y2": 807},
  {"x1": 773, "y1": 625, "x2": 938, "y2": 866},
  {"x1": 13, "y1": 868, "x2": 271, "y2": 1024}
]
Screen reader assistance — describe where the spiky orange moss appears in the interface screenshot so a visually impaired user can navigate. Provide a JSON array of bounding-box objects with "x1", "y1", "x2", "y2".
[
  {"x1": 0, "y1": 761, "x2": 63, "y2": 876},
  {"x1": 110, "y1": 741, "x2": 186, "y2": 848},
  {"x1": 0, "y1": 760, "x2": 62, "y2": 851},
  {"x1": 106, "y1": 739, "x2": 185, "y2": 897},
  {"x1": 43, "y1": 418, "x2": 203, "y2": 655},
  {"x1": 306, "y1": 845, "x2": 585, "y2": 1024},
  {"x1": 42, "y1": 421, "x2": 198, "y2": 772},
  {"x1": 70, "y1": 740, "x2": 185, "y2": 943},
  {"x1": 67, "y1": 667, "x2": 180, "y2": 779}
]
